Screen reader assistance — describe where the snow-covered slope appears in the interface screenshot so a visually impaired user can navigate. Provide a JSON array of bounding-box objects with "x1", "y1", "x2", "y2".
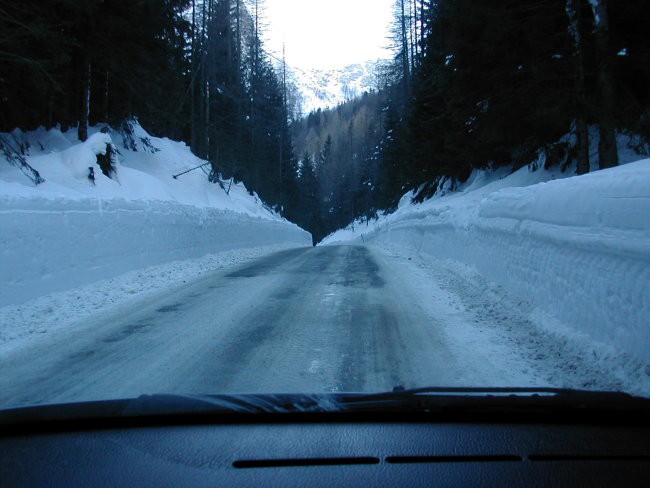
[
  {"x1": 290, "y1": 60, "x2": 379, "y2": 113},
  {"x1": 1, "y1": 123, "x2": 311, "y2": 306},
  {"x1": 324, "y1": 159, "x2": 650, "y2": 379}
]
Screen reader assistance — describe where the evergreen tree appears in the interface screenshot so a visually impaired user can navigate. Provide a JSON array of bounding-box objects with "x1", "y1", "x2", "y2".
[{"x1": 297, "y1": 152, "x2": 320, "y2": 245}]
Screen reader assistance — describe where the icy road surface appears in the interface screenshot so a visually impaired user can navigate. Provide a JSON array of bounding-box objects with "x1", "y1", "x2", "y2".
[{"x1": 1, "y1": 245, "x2": 625, "y2": 407}]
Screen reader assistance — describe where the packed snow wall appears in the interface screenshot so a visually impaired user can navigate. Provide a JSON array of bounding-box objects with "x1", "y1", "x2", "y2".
[
  {"x1": 337, "y1": 161, "x2": 650, "y2": 364},
  {"x1": 0, "y1": 196, "x2": 311, "y2": 306},
  {"x1": 1, "y1": 125, "x2": 312, "y2": 306}
]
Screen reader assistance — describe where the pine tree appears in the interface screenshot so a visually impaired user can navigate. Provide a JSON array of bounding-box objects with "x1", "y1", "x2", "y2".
[
  {"x1": 589, "y1": 0, "x2": 618, "y2": 169},
  {"x1": 566, "y1": 0, "x2": 590, "y2": 174}
]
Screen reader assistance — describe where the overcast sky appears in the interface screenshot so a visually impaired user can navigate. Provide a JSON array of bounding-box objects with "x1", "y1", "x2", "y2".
[{"x1": 263, "y1": 0, "x2": 394, "y2": 71}]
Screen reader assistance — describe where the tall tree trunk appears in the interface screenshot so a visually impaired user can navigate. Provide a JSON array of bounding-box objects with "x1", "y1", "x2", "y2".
[
  {"x1": 409, "y1": 0, "x2": 416, "y2": 72},
  {"x1": 254, "y1": 0, "x2": 260, "y2": 74},
  {"x1": 400, "y1": 0, "x2": 410, "y2": 83},
  {"x1": 191, "y1": 0, "x2": 197, "y2": 153},
  {"x1": 251, "y1": 0, "x2": 260, "y2": 187},
  {"x1": 232, "y1": 0, "x2": 243, "y2": 178},
  {"x1": 590, "y1": 0, "x2": 618, "y2": 169},
  {"x1": 420, "y1": 0, "x2": 426, "y2": 49},
  {"x1": 282, "y1": 43, "x2": 287, "y2": 110},
  {"x1": 198, "y1": 0, "x2": 207, "y2": 159},
  {"x1": 412, "y1": 0, "x2": 418, "y2": 60},
  {"x1": 78, "y1": 56, "x2": 91, "y2": 142},
  {"x1": 205, "y1": 0, "x2": 213, "y2": 162},
  {"x1": 566, "y1": 0, "x2": 589, "y2": 174},
  {"x1": 575, "y1": 118, "x2": 590, "y2": 174},
  {"x1": 103, "y1": 71, "x2": 109, "y2": 122},
  {"x1": 226, "y1": 0, "x2": 233, "y2": 78},
  {"x1": 235, "y1": 0, "x2": 241, "y2": 69}
]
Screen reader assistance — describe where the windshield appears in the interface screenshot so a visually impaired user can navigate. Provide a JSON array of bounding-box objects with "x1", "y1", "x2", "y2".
[{"x1": 1, "y1": 0, "x2": 649, "y2": 410}]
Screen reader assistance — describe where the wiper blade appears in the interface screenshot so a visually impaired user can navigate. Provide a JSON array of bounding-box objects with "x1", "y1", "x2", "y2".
[
  {"x1": 1, "y1": 387, "x2": 648, "y2": 428},
  {"x1": 124, "y1": 387, "x2": 643, "y2": 413},
  {"x1": 0, "y1": 393, "x2": 334, "y2": 425},
  {"x1": 348, "y1": 386, "x2": 638, "y2": 404},
  {"x1": 333, "y1": 386, "x2": 649, "y2": 414}
]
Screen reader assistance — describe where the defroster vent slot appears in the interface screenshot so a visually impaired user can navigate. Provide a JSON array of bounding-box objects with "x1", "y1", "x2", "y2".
[
  {"x1": 233, "y1": 457, "x2": 381, "y2": 469},
  {"x1": 529, "y1": 455, "x2": 650, "y2": 462},
  {"x1": 386, "y1": 455, "x2": 522, "y2": 464}
]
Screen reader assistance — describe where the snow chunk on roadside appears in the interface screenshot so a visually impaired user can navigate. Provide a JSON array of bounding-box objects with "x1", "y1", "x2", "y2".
[{"x1": 59, "y1": 132, "x2": 113, "y2": 181}]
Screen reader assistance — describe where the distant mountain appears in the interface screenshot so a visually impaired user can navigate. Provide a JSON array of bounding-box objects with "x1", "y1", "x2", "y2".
[{"x1": 288, "y1": 60, "x2": 381, "y2": 115}]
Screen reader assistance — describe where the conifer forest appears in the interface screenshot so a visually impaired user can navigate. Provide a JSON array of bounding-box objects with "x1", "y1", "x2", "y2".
[{"x1": 2, "y1": 0, "x2": 649, "y2": 243}]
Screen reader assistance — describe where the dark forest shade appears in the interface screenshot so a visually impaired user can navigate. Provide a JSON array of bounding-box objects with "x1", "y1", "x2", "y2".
[{"x1": 382, "y1": 0, "x2": 650, "y2": 199}]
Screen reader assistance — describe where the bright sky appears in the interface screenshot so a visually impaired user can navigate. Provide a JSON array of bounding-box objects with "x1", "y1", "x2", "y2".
[{"x1": 263, "y1": 0, "x2": 394, "y2": 70}]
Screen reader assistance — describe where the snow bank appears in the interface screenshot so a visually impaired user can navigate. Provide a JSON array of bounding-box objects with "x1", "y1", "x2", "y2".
[
  {"x1": 1, "y1": 123, "x2": 311, "y2": 306},
  {"x1": 324, "y1": 160, "x2": 650, "y2": 366}
]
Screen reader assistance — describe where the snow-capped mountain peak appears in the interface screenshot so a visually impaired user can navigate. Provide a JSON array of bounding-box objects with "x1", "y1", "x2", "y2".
[{"x1": 289, "y1": 60, "x2": 381, "y2": 114}]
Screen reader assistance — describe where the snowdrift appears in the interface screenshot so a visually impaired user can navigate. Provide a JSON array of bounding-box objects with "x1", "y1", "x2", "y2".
[
  {"x1": 1, "y1": 123, "x2": 311, "y2": 306},
  {"x1": 324, "y1": 160, "x2": 650, "y2": 365}
]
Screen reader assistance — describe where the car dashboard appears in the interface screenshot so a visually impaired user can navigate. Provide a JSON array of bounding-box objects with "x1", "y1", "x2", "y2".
[{"x1": 1, "y1": 391, "x2": 649, "y2": 487}]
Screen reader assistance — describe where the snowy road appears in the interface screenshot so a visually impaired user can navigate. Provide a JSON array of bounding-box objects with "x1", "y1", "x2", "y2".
[{"x1": 1, "y1": 245, "x2": 624, "y2": 407}]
